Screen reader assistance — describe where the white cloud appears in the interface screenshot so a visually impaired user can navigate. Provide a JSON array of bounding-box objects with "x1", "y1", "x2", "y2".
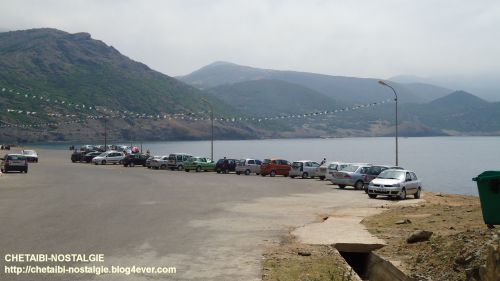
[{"x1": 1, "y1": 0, "x2": 499, "y2": 79}]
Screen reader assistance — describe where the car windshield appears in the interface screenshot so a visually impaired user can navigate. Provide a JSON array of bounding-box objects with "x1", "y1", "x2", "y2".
[
  {"x1": 378, "y1": 170, "x2": 405, "y2": 180},
  {"x1": 328, "y1": 163, "x2": 338, "y2": 170},
  {"x1": 341, "y1": 165, "x2": 359, "y2": 172},
  {"x1": 23, "y1": 150, "x2": 35, "y2": 155},
  {"x1": 292, "y1": 162, "x2": 303, "y2": 167},
  {"x1": 98, "y1": 153, "x2": 107, "y2": 157}
]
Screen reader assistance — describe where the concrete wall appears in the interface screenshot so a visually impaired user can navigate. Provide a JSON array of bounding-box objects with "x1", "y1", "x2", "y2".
[{"x1": 367, "y1": 253, "x2": 411, "y2": 281}]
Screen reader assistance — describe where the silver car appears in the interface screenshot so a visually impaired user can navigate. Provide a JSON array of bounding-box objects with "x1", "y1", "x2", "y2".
[
  {"x1": 167, "y1": 153, "x2": 192, "y2": 170},
  {"x1": 92, "y1": 151, "x2": 125, "y2": 165},
  {"x1": 330, "y1": 163, "x2": 372, "y2": 189},
  {"x1": 150, "y1": 155, "x2": 169, "y2": 169},
  {"x1": 367, "y1": 169, "x2": 422, "y2": 200},
  {"x1": 289, "y1": 160, "x2": 321, "y2": 179},
  {"x1": 317, "y1": 161, "x2": 349, "y2": 180},
  {"x1": 236, "y1": 159, "x2": 262, "y2": 175}
]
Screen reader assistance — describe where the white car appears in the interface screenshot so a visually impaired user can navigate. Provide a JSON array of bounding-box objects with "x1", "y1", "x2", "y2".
[
  {"x1": 236, "y1": 158, "x2": 262, "y2": 175},
  {"x1": 92, "y1": 151, "x2": 125, "y2": 165},
  {"x1": 367, "y1": 169, "x2": 422, "y2": 200},
  {"x1": 289, "y1": 160, "x2": 321, "y2": 179},
  {"x1": 22, "y1": 150, "x2": 38, "y2": 163},
  {"x1": 317, "y1": 161, "x2": 349, "y2": 180}
]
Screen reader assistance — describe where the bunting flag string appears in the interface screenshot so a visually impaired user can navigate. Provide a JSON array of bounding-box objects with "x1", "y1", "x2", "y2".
[
  {"x1": 0, "y1": 98, "x2": 392, "y2": 129},
  {"x1": 1, "y1": 85, "x2": 393, "y2": 130}
]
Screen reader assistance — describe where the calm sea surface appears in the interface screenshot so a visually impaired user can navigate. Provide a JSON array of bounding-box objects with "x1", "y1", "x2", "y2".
[{"x1": 33, "y1": 137, "x2": 500, "y2": 196}]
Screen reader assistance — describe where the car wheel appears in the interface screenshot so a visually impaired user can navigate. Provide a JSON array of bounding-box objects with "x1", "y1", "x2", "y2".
[
  {"x1": 355, "y1": 180, "x2": 364, "y2": 190},
  {"x1": 236, "y1": 171, "x2": 241, "y2": 175},
  {"x1": 301, "y1": 172, "x2": 308, "y2": 179},
  {"x1": 94, "y1": 162, "x2": 98, "y2": 165},
  {"x1": 399, "y1": 188, "x2": 407, "y2": 200},
  {"x1": 160, "y1": 164, "x2": 166, "y2": 169},
  {"x1": 178, "y1": 165, "x2": 184, "y2": 171},
  {"x1": 196, "y1": 166, "x2": 201, "y2": 172},
  {"x1": 185, "y1": 169, "x2": 190, "y2": 172},
  {"x1": 290, "y1": 176, "x2": 296, "y2": 178},
  {"x1": 216, "y1": 170, "x2": 221, "y2": 174},
  {"x1": 368, "y1": 194, "x2": 377, "y2": 199},
  {"x1": 101, "y1": 160, "x2": 106, "y2": 165},
  {"x1": 130, "y1": 162, "x2": 135, "y2": 167},
  {"x1": 245, "y1": 169, "x2": 250, "y2": 176},
  {"x1": 270, "y1": 170, "x2": 276, "y2": 177},
  {"x1": 224, "y1": 169, "x2": 229, "y2": 174},
  {"x1": 319, "y1": 176, "x2": 325, "y2": 180},
  {"x1": 339, "y1": 185, "x2": 346, "y2": 189},
  {"x1": 414, "y1": 187, "x2": 421, "y2": 199}
]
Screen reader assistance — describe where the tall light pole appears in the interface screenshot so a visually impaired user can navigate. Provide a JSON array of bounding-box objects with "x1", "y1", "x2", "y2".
[
  {"x1": 201, "y1": 98, "x2": 214, "y2": 161},
  {"x1": 104, "y1": 118, "x2": 107, "y2": 151},
  {"x1": 378, "y1": 80, "x2": 398, "y2": 166}
]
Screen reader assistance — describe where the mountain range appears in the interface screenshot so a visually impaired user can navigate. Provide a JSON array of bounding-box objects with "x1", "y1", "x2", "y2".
[{"x1": 1, "y1": 28, "x2": 499, "y2": 142}]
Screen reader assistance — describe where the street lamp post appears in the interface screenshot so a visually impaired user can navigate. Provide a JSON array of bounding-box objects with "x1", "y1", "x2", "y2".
[
  {"x1": 201, "y1": 99, "x2": 214, "y2": 161},
  {"x1": 104, "y1": 118, "x2": 107, "y2": 151},
  {"x1": 378, "y1": 80, "x2": 398, "y2": 166}
]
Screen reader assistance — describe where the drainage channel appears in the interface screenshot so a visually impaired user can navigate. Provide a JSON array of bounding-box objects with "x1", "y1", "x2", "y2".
[{"x1": 335, "y1": 244, "x2": 411, "y2": 281}]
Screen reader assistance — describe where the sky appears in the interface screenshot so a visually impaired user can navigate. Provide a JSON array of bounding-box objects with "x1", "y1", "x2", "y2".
[{"x1": 1, "y1": 0, "x2": 499, "y2": 82}]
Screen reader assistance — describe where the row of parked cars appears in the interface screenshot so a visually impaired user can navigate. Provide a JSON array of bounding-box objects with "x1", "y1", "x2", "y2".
[{"x1": 70, "y1": 146, "x2": 423, "y2": 200}]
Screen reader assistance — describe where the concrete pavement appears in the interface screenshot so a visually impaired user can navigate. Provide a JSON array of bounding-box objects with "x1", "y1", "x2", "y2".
[{"x1": 0, "y1": 149, "x2": 394, "y2": 281}]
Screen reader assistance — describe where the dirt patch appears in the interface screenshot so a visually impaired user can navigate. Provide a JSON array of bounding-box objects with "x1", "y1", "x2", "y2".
[
  {"x1": 262, "y1": 236, "x2": 359, "y2": 281},
  {"x1": 363, "y1": 192, "x2": 496, "y2": 281}
]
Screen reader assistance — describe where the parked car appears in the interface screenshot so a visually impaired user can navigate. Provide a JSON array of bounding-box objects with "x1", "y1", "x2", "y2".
[
  {"x1": 150, "y1": 155, "x2": 169, "y2": 169},
  {"x1": 81, "y1": 151, "x2": 102, "y2": 163},
  {"x1": 146, "y1": 156, "x2": 161, "y2": 168},
  {"x1": 260, "y1": 158, "x2": 291, "y2": 177},
  {"x1": 91, "y1": 151, "x2": 125, "y2": 165},
  {"x1": 1, "y1": 154, "x2": 28, "y2": 173},
  {"x1": 289, "y1": 160, "x2": 321, "y2": 179},
  {"x1": 366, "y1": 169, "x2": 422, "y2": 200},
  {"x1": 215, "y1": 158, "x2": 239, "y2": 174},
  {"x1": 167, "y1": 153, "x2": 192, "y2": 170},
  {"x1": 362, "y1": 165, "x2": 404, "y2": 191},
  {"x1": 122, "y1": 154, "x2": 149, "y2": 167},
  {"x1": 184, "y1": 157, "x2": 216, "y2": 172},
  {"x1": 317, "y1": 161, "x2": 350, "y2": 180},
  {"x1": 236, "y1": 158, "x2": 262, "y2": 175},
  {"x1": 330, "y1": 163, "x2": 372, "y2": 189},
  {"x1": 71, "y1": 150, "x2": 86, "y2": 162},
  {"x1": 21, "y1": 150, "x2": 38, "y2": 163}
]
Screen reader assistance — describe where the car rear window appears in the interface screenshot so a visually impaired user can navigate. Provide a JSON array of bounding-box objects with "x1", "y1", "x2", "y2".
[
  {"x1": 341, "y1": 165, "x2": 359, "y2": 172},
  {"x1": 263, "y1": 159, "x2": 270, "y2": 164},
  {"x1": 7, "y1": 155, "x2": 25, "y2": 160}
]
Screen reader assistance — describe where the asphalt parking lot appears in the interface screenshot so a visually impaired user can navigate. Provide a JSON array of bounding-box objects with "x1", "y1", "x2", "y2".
[{"x1": 0, "y1": 149, "x2": 386, "y2": 281}]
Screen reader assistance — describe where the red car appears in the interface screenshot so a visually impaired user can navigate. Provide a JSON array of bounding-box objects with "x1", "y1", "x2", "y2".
[{"x1": 260, "y1": 158, "x2": 291, "y2": 177}]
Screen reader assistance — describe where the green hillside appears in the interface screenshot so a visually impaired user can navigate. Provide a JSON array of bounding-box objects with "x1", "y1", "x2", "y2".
[
  {"x1": 0, "y1": 28, "x2": 253, "y2": 142},
  {"x1": 207, "y1": 79, "x2": 344, "y2": 116},
  {"x1": 178, "y1": 61, "x2": 454, "y2": 104}
]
